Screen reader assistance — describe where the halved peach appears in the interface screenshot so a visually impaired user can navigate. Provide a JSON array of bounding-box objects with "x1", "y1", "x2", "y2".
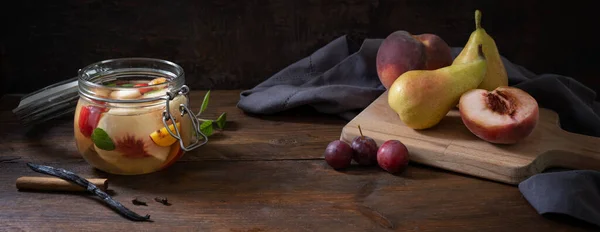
[{"x1": 458, "y1": 86, "x2": 539, "y2": 144}]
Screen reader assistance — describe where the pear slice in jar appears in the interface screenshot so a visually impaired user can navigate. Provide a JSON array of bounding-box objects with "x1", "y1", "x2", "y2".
[
  {"x1": 91, "y1": 95, "x2": 190, "y2": 174},
  {"x1": 168, "y1": 95, "x2": 193, "y2": 147},
  {"x1": 91, "y1": 87, "x2": 112, "y2": 98},
  {"x1": 93, "y1": 106, "x2": 170, "y2": 174},
  {"x1": 110, "y1": 89, "x2": 142, "y2": 100},
  {"x1": 148, "y1": 94, "x2": 193, "y2": 148},
  {"x1": 142, "y1": 88, "x2": 169, "y2": 99}
]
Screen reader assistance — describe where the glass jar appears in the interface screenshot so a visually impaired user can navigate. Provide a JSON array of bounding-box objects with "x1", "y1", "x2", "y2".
[{"x1": 74, "y1": 58, "x2": 206, "y2": 175}]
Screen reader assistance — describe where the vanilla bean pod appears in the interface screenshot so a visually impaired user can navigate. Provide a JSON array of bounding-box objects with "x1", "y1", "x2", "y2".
[{"x1": 26, "y1": 163, "x2": 151, "y2": 222}]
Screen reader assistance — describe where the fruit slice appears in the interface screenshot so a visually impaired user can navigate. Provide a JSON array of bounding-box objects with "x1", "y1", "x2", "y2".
[
  {"x1": 114, "y1": 135, "x2": 151, "y2": 158},
  {"x1": 142, "y1": 88, "x2": 168, "y2": 99},
  {"x1": 458, "y1": 86, "x2": 539, "y2": 144},
  {"x1": 92, "y1": 87, "x2": 112, "y2": 98},
  {"x1": 160, "y1": 143, "x2": 184, "y2": 170},
  {"x1": 150, "y1": 122, "x2": 181, "y2": 147},
  {"x1": 90, "y1": 95, "x2": 188, "y2": 174},
  {"x1": 110, "y1": 89, "x2": 142, "y2": 100},
  {"x1": 78, "y1": 105, "x2": 106, "y2": 137},
  {"x1": 148, "y1": 77, "x2": 167, "y2": 85},
  {"x1": 134, "y1": 83, "x2": 153, "y2": 94},
  {"x1": 93, "y1": 107, "x2": 172, "y2": 173}
]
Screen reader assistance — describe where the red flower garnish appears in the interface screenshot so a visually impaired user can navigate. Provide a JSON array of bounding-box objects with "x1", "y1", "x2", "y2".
[{"x1": 115, "y1": 134, "x2": 151, "y2": 158}]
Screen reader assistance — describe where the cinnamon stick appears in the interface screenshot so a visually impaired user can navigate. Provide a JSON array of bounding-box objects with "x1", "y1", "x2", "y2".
[{"x1": 16, "y1": 176, "x2": 108, "y2": 192}]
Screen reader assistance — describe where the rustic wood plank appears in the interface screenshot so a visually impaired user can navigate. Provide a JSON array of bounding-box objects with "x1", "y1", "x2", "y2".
[
  {"x1": 1, "y1": 90, "x2": 348, "y2": 162},
  {"x1": 1, "y1": 159, "x2": 597, "y2": 231},
  {"x1": 1, "y1": 90, "x2": 597, "y2": 230}
]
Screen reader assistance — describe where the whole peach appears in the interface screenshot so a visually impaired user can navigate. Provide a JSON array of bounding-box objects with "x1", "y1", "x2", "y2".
[{"x1": 376, "y1": 30, "x2": 453, "y2": 89}]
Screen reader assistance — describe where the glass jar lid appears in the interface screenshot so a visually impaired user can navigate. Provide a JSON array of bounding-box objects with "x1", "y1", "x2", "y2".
[{"x1": 12, "y1": 76, "x2": 80, "y2": 126}]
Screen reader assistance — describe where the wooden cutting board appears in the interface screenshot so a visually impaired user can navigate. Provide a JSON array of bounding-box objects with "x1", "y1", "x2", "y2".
[{"x1": 340, "y1": 91, "x2": 600, "y2": 185}]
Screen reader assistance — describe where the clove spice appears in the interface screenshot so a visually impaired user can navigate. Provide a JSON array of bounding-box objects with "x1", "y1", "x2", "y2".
[
  {"x1": 154, "y1": 197, "x2": 172, "y2": 206},
  {"x1": 132, "y1": 198, "x2": 148, "y2": 206}
]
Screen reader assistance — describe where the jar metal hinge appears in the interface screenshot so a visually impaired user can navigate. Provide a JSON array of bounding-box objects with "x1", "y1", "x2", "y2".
[{"x1": 161, "y1": 85, "x2": 207, "y2": 151}]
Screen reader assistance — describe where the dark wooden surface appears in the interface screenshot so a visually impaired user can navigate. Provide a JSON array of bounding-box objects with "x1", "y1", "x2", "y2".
[
  {"x1": 0, "y1": 90, "x2": 598, "y2": 231},
  {"x1": 2, "y1": 0, "x2": 600, "y2": 98}
]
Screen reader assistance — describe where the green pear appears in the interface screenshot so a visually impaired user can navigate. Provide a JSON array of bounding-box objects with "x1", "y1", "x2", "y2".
[
  {"x1": 388, "y1": 44, "x2": 487, "y2": 130},
  {"x1": 453, "y1": 10, "x2": 508, "y2": 91}
]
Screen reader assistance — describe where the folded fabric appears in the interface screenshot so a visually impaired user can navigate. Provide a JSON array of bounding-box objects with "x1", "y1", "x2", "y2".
[
  {"x1": 519, "y1": 170, "x2": 600, "y2": 227},
  {"x1": 237, "y1": 36, "x2": 386, "y2": 120},
  {"x1": 237, "y1": 35, "x2": 600, "y2": 226}
]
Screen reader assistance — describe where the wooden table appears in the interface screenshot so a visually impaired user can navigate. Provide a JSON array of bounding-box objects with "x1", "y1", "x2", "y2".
[{"x1": 0, "y1": 90, "x2": 597, "y2": 231}]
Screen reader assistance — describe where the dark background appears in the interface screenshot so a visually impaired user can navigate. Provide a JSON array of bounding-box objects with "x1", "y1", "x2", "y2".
[{"x1": 1, "y1": 0, "x2": 599, "y2": 99}]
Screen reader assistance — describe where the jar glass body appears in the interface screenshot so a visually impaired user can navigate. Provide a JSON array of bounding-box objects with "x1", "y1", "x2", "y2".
[{"x1": 74, "y1": 58, "x2": 193, "y2": 175}]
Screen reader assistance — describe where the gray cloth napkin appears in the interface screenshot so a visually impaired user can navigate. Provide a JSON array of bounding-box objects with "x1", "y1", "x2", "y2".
[
  {"x1": 519, "y1": 169, "x2": 600, "y2": 227},
  {"x1": 237, "y1": 35, "x2": 600, "y2": 226},
  {"x1": 238, "y1": 36, "x2": 386, "y2": 120}
]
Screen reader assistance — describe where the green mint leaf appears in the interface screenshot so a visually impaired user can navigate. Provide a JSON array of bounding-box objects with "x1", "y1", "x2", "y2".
[
  {"x1": 216, "y1": 112, "x2": 227, "y2": 129},
  {"x1": 199, "y1": 90, "x2": 211, "y2": 115},
  {"x1": 91, "y1": 128, "x2": 115, "y2": 151},
  {"x1": 105, "y1": 83, "x2": 117, "y2": 87},
  {"x1": 199, "y1": 120, "x2": 213, "y2": 137}
]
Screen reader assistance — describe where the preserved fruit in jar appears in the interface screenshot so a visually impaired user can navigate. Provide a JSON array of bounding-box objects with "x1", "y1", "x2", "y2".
[{"x1": 74, "y1": 58, "x2": 205, "y2": 175}]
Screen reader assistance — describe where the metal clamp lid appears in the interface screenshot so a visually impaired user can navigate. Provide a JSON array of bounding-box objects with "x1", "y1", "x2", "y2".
[{"x1": 160, "y1": 85, "x2": 207, "y2": 151}]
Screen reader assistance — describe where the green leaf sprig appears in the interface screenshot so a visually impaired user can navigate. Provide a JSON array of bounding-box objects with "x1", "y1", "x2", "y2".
[
  {"x1": 196, "y1": 90, "x2": 227, "y2": 137},
  {"x1": 91, "y1": 128, "x2": 115, "y2": 151}
]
